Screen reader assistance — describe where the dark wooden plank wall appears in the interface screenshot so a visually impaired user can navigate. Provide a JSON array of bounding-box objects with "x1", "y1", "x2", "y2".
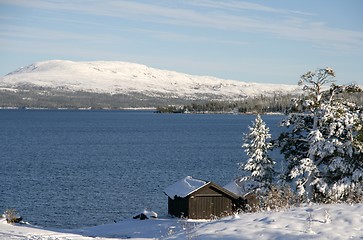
[
  {"x1": 168, "y1": 196, "x2": 189, "y2": 217},
  {"x1": 167, "y1": 182, "x2": 239, "y2": 219},
  {"x1": 189, "y1": 195, "x2": 233, "y2": 219},
  {"x1": 188, "y1": 185, "x2": 234, "y2": 219}
]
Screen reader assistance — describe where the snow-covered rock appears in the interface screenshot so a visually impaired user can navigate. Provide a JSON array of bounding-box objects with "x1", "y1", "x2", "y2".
[{"x1": 133, "y1": 209, "x2": 158, "y2": 220}]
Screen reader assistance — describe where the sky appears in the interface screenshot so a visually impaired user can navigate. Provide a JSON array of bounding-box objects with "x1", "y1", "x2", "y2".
[{"x1": 0, "y1": 0, "x2": 362, "y2": 85}]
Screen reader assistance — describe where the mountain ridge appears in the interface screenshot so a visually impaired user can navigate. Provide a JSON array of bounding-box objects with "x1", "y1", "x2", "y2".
[
  {"x1": 1, "y1": 60, "x2": 299, "y2": 101},
  {"x1": 0, "y1": 60, "x2": 303, "y2": 109}
]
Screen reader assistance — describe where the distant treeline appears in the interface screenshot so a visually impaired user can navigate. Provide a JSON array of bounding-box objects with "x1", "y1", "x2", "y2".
[
  {"x1": 1, "y1": 86, "x2": 361, "y2": 112},
  {"x1": 156, "y1": 94, "x2": 294, "y2": 114},
  {"x1": 0, "y1": 86, "x2": 192, "y2": 109},
  {"x1": 156, "y1": 92, "x2": 363, "y2": 114}
]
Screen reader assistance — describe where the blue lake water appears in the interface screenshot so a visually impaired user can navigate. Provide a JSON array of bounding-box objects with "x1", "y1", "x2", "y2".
[{"x1": 0, "y1": 110, "x2": 284, "y2": 229}]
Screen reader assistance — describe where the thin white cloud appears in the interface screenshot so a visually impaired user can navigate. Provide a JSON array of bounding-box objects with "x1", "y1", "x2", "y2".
[
  {"x1": 184, "y1": 0, "x2": 313, "y2": 16},
  {"x1": 0, "y1": 23, "x2": 125, "y2": 45},
  {"x1": 127, "y1": 27, "x2": 248, "y2": 46},
  {"x1": 1, "y1": 0, "x2": 363, "y2": 53}
]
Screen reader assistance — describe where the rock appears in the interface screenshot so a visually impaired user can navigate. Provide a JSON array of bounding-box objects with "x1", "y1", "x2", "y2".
[
  {"x1": 133, "y1": 210, "x2": 158, "y2": 220},
  {"x1": 7, "y1": 217, "x2": 22, "y2": 223},
  {"x1": 133, "y1": 213, "x2": 149, "y2": 220}
]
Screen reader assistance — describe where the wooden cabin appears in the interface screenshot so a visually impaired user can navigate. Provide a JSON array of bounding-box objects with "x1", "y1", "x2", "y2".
[{"x1": 164, "y1": 176, "x2": 243, "y2": 219}]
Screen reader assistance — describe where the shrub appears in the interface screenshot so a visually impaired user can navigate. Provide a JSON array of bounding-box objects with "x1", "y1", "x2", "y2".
[
  {"x1": 262, "y1": 186, "x2": 300, "y2": 211},
  {"x1": 242, "y1": 185, "x2": 300, "y2": 213},
  {"x1": 3, "y1": 209, "x2": 22, "y2": 223}
]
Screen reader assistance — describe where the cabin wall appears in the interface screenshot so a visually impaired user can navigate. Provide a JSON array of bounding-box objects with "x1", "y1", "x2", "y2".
[
  {"x1": 167, "y1": 182, "x2": 240, "y2": 219},
  {"x1": 168, "y1": 196, "x2": 189, "y2": 218},
  {"x1": 189, "y1": 195, "x2": 233, "y2": 219},
  {"x1": 188, "y1": 185, "x2": 234, "y2": 219}
]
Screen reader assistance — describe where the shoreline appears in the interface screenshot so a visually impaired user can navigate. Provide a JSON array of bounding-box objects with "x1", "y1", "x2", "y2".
[{"x1": 0, "y1": 107, "x2": 286, "y2": 115}]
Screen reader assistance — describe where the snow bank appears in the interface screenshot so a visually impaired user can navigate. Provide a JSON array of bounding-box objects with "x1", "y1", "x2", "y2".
[
  {"x1": 188, "y1": 203, "x2": 363, "y2": 240},
  {"x1": 0, "y1": 218, "x2": 114, "y2": 240},
  {"x1": 1, "y1": 203, "x2": 362, "y2": 239}
]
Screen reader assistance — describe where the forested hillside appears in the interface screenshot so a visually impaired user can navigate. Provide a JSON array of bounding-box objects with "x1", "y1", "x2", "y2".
[{"x1": 156, "y1": 92, "x2": 363, "y2": 114}]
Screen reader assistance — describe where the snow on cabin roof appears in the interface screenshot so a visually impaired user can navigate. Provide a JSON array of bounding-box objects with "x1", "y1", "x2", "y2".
[
  {"x1": 224, "y1": 179, "x2": 259, "y2": 197},
  {"x1": 164, "y1": 176, "x2": 208, "y2": 199},
  {"x1": 224, "y1": 181, "x2": 243, "y2": 196}
]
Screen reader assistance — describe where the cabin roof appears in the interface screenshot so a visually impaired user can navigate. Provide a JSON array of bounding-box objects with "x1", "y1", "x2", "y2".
[
  {"x1": 164, "y1": 176, "x2": 240, "y2": 200},
  {"x1": 164, "y1": 176, "x2": 208, "y2": 199},
  {"x1": 224, "y1": 178, "x2": 259, "y2": 197}
]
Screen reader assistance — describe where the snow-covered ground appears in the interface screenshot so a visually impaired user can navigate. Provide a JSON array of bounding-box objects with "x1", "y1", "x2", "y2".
[{"x1": 1, "y1": 203, "x2": 362, "y2": 239}]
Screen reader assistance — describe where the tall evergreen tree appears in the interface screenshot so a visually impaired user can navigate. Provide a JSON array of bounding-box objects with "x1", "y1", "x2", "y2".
[
  {"x1": 316, "y1": 85, "x2": 363, "y2": 201},
  {"x1": 241, "y1": 114, "x2": 275, "y2": 190},
  {"x1": 279, "y1": 68, "x2": 363, "y2": 202}
]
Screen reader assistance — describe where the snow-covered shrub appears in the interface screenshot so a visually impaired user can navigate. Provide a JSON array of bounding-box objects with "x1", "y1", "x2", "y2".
[
  {"x1": 243, "y1": 193, "x2": 259, "y2": 212},
  {"x1": 261, "y1": 185, "x2": 299, "y2": 211},
  {"x1": 177, "y1": 215, "x2": 199, "y2": 240},
  {"x1": 305, "y1": 212, "x2": 315, "y2": 234},
  {"x1": 324, "y1": 209, "x2": 331, "y2": 223},
  {"x1": 323, "y1": 180, "x2": 363, "y2": 204},
  {"x1": 3, "y1": 209, "x2": 22, "y2": 224},
  {"x1": 238, "y1": 185, "x2": 299, "y2": 213}
]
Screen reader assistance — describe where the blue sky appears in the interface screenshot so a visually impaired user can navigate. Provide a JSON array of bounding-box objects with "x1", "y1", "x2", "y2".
[{"x1": 1, "y1": 0, "x2": 362, "y2": 85}]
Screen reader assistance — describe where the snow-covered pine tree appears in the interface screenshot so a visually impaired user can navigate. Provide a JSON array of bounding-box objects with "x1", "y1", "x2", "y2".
[
  {"x1": 317, "y1": 85, "x2": 363, "y2": 202},
  {"x1": 241, "y1": 114, "x2": 275, "y2": 191},
  {"x1": 279, "y1": 67, "x2": 363, "y2": 203}
]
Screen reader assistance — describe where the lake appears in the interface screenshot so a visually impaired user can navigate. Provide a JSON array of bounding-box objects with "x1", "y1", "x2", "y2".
[{"x1": 0, "y1": 110, "x2": 284, "y2": 228}]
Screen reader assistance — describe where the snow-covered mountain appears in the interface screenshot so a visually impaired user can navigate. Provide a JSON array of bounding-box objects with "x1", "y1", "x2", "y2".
[{"x1": 0, "y1": 60, "x2": 298, "y2": 101}]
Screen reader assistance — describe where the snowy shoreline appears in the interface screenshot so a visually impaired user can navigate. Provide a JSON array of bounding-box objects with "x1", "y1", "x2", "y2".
[
  {"x1": 0, "y1": 107, "x2": 286, "y2": 116},
  {"x1": 1, "y1": 203, "x2": 362, "y2": 239}
]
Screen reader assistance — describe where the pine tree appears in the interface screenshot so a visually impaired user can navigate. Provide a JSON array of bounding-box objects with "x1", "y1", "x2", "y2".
[
  {"x1": 279, "y1": 67, "x2": 363, "y2": 202},
  {"x1": 317, "y1": 85, "x2": 363, "y2": 202},
  {"x1": 241, "y1": 114, "x2": 275, "y2": 190}
]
